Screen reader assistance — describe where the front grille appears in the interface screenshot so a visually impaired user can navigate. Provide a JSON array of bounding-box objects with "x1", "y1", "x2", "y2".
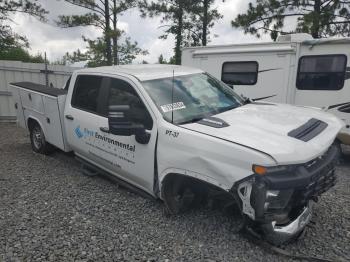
[
  {"x1": 293, "y1": 146, "x2": 338, "y2": 204},
  {"x1": 304, "y1": 145, "x2": 336, "y2": 172},
  {"x1": 301, "y1": 165, "x2": 336, "y2": 200}
]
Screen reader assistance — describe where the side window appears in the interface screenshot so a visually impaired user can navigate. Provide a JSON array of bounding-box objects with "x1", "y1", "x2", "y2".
[
  {"x1": 108, "y1": 78, "x2": 153, "y2": 130},
  {"x1": 64, "y1": 76, "x2": 71, "y2": 91},
  {"x1": 71, "y1": 75, "x2": 103, "y2": 114},
  {"x1": 221, "y1": 61, "x2": 258, "y2": 85},
  {"x1": 297, "y1": 55, "x2": 347, "y2": 90}
]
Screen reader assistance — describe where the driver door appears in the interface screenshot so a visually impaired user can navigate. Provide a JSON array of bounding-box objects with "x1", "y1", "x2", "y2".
[{"x1": 98, "y1": 76, "x2": 157, "y2": 195}]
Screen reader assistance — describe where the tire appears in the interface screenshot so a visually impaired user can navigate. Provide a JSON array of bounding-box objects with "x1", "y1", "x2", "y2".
[
  {"x1": 163, "y1": 176, "x2": 206, "y2": 214},
  {"x1": 29, "y1": 122, "x2": 54, "y2": 155},
  {"x1": 334, "y1": 140, "x2": 345, "y2": 164}
]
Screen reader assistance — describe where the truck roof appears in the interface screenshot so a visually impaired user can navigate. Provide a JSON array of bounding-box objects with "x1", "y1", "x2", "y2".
[{"x1": 74, "y1": 64, "x2": 203, "y2": 81}]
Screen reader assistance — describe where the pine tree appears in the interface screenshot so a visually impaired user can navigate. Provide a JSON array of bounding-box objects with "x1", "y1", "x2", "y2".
[
  {"x1": 0, "y1": 0, "x2": 47, "y2": 50},
  {"x1": 139, "y1": 0, "x2": 199, "y2": 65},
  {"x1": 64, "y1": 35, "x2": 148, "y2": 67},
  {"x1": 57, "y1": 0, "x2": 141, "y2": 65},
  {"x1": 193, "y1": 0, "x2": 223, "y2": 46},
  {"x1": 232, "y1": 0, "x2": 350, "y2": 40}
]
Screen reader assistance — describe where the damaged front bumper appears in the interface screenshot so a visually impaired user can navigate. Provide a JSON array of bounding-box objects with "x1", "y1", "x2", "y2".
[
  {"x1": 260, "y1": 203, "x2": 312, "y2": 244},
  {"x1": 233, "y1": 145, "x2": 339, "y2": 244}
]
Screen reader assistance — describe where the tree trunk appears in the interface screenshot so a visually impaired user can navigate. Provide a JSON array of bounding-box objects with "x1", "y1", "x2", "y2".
[
  {"x1": 112, "y1": 0, "x2": 118, "y2": 65},
  {"x1": 312, "y1": 0, "x2": 321, "y2": 38},
  {"x1": 175, "y1": 2, "x2": 183, "y2": 65},
  {"x1": 202, "y1": 0, "x2": 208, "y2": 46},
  {"x1": 104, "y1": 0, "x2": 112, "y2": 65}
]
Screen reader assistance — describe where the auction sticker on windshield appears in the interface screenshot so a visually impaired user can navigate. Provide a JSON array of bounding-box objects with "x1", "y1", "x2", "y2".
[{"x1": 160, "y1": 102, "x2": 186, "y2": 113}]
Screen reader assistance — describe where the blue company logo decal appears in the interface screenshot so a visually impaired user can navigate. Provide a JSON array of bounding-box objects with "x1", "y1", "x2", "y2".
[
  {"x1": 75, "y1": 126, "x2": 84, "y2": 138},
  {"x1": 74, "y1": 125, "x2": 136, "y2": 153},
  {"x1": 74, "y1": 126, "x2": 94, "y2": 139}
]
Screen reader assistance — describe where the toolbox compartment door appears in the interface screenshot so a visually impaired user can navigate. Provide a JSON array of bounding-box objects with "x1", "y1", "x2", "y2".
[
  {"x1": 42, "y1": 96, "x2": 66, "y2": 150},
  {"x1": 20, "y1": 89, "x2": 45, "y2": 114},
  {"x1": 11, "y1": 87, "x2": 26, "y2": 128}
]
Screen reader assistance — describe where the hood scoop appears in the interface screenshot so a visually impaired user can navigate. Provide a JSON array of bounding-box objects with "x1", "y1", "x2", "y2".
[
  {"x1": 198, "y1": 116, "x2": 229, "y2": 128},
  {"x1": 288, "y1": 118, "x2": 328, "y2": 142}
]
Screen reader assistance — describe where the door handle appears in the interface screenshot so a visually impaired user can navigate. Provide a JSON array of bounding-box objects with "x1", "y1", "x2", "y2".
[
  {"x1": 65, "y1": 115, "x2": 74, "y2": 120},
  {"x1": 100, "y1": 127, "x2": 109, "y2": 133}
]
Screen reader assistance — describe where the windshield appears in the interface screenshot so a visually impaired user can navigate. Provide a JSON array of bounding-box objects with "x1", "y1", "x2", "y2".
[{"x1": 142, "y1": 73, "x2": 243, "y2": 124}]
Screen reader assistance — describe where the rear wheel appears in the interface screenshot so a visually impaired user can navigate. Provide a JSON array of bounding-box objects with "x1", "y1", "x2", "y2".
[{"x1": 29, "y1": 122, "x2": 54, "y2": 155}]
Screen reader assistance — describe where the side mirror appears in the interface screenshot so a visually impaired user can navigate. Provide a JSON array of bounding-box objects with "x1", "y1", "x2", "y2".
[{"x1": 108, "y1": 105, "x2": 151, "y2": 144}]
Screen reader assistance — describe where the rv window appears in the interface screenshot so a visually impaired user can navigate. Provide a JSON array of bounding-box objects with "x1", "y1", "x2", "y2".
[
  {"x1": 221, "y1": 61, "x2": 258, "y2": 85},
  {"x1": 297, "y1": 55, "x2": 347, "y2": 90}
]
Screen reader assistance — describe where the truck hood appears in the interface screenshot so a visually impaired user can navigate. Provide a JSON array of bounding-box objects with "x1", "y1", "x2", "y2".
[{"x1": 182, "y1": 103, "x2": 344, "y2": 164}]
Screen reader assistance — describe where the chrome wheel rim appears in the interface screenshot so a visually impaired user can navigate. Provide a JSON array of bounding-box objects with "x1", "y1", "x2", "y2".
[{"x1": 32, "y1": 126, "x2": 43, "y2": 149}]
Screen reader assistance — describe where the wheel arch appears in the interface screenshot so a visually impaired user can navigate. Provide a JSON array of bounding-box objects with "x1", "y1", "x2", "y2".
[
  {"x1": 27, "y1": 116, "x2": 44, "y2": 133},
  {"x1": 160, "y1": 171, "x2": 238, "y2": 215},
  {"x1": 160, "y1": 171, "x2": 229, "y2": 200}
]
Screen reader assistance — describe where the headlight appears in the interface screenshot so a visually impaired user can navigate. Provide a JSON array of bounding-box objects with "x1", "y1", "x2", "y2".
[
  {"x1": 250, "y1": 165, "x2": 296, "y2": 218},
  {"x1": 264, "y1": 189, "x2": 294, "y2": 210}
]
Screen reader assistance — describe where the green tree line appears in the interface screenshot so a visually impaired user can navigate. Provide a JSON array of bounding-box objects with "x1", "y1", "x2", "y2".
[
  {"x1": 0, "y1": 0, "x2": 47, "y2": 63},
  {"x1": 1, "y1": 0, "x2": 349, "y2": 66}
]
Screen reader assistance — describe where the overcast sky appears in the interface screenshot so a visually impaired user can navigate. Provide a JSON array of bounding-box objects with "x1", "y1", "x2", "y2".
[{"x1": 9, "y1": 0, "x2": 271, "y2": 64}]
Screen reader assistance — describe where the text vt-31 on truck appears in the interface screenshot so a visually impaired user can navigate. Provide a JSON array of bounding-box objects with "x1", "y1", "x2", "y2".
[{"x1": 11, "y1": 65, "x2": 343, "y2": 245}]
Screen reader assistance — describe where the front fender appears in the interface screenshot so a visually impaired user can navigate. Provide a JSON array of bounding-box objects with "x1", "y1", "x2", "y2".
[{"x1": 157, "y1": 123, "x2": 276, "y2": 194}]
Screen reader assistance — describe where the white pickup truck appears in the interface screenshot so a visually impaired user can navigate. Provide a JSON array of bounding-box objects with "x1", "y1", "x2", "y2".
[{"x1": 11, "y1": 64, "x2": 343, "y2": 245}]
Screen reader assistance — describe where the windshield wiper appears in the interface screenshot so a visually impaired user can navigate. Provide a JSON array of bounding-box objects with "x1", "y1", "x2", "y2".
[
  {"x1": 243, "y1": 94, "x2": 277, "y2": 104},
  {"x1": 180, "y1": 105, "x2": 239, "y2": 125}
]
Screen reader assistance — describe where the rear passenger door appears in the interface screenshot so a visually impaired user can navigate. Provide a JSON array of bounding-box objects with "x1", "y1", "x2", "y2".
[
  {"x1": 97, "y1": 76, "x2": 157, "y2": 195},
  {"x1": 64, "y1": 74, "x2": 108, "y2": 166}
]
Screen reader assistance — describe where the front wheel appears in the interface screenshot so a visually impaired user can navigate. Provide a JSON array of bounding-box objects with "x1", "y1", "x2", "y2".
[
  {"x1": 163, "y1": 176, "x2": 207, "y2": 214},
  {"x1": 29, "y1": 122, "x2": 54, "y2": 155}
]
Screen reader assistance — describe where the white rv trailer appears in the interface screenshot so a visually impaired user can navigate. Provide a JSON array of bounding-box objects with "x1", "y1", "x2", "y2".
[{"x1": 182, "y1": 33, "x2": 350, "y2": 144}]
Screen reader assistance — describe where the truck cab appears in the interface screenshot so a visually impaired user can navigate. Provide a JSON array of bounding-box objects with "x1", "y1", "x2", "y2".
[{"x1": 11, "y1": 64, "x2": 344, "y2": 245}]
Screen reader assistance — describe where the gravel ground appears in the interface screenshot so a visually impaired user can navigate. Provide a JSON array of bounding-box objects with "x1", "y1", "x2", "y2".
[{"x1": 0, "y1": 122, "x2": 349, "y2": 262}]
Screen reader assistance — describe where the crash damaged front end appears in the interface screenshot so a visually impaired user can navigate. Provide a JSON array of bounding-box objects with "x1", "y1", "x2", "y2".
[{"x1": 233, "y1": 144, "x2": 340, "y2": 245}]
